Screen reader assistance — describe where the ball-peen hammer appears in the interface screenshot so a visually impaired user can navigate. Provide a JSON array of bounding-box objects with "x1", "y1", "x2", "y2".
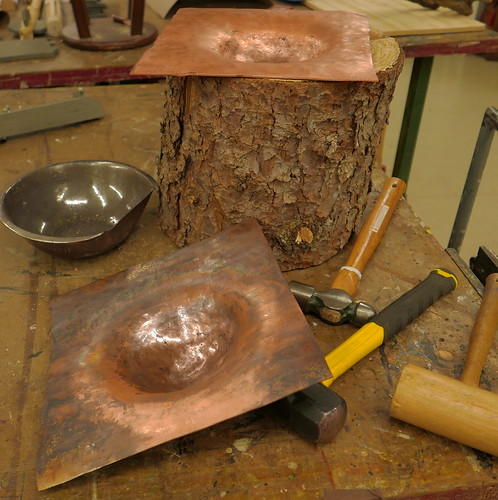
[
  {"x1": 290, "y1": 177, "x2": 407, "y2": 326},
  {"x1": 275, "y1": 268, "x2": 458, "y2": 443},
  {"x1": 391, "y1": 273, "x2": 498, "y2": 456}
]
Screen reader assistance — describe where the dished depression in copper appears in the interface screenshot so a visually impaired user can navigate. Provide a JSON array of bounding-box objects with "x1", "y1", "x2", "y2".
[
  {"x1": 109, "y1": 288, "x2": 250, "y2": 393},
  {"x1": 131, "y1": 8, "x2": 378, "y2": 82},
  {"x1": 214, "y1": 31, "x2": 325, "y2": 64},
  {"x1": 37, "y1": 219, "x2": 331, "y2": 490}
]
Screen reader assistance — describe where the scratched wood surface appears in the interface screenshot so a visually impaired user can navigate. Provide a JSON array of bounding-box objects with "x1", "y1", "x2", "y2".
[{"x1": 1, "y1": 84, "x2": 497, "y2": 500}]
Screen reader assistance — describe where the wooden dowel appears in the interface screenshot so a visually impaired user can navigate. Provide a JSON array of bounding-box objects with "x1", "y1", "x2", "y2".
[
  {"x1": 460, "y1": 273, "x2": 498, "y2": 386},
  {"x1": 46, "y1": 0, "x2": 63, "y2": 38}
]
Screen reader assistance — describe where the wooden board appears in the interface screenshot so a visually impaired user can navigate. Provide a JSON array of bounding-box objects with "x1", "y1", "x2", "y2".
[
  {"x1": 0, "y1": 84, "x2": 497, "y2": 499},
  {"x1": 305, "y1": 0, "x2": 486, "y2": 35}
]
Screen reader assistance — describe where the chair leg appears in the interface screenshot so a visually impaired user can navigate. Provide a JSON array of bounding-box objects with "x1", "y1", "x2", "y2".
[
  {"x1": 129, "y1": 0, "x2": 144, "y2": 36},
  {"x1": 71, "y1": 0, "x2": 91, "y2": 38}
]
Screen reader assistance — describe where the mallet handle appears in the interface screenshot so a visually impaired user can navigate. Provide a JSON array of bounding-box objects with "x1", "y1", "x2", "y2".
[
  {"x1": 460, "y1": 273, "x2": 498, "y2": 386},
  {"x1": 331, "y1": 177, "x2": 406, "y2": 297}
]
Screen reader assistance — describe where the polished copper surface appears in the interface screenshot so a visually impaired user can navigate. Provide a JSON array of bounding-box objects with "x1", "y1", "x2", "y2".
[
  {"x1": 0, "y1": 160, "x2": 157, "y2": 258},
  {"x1": 37, "y1": 219, "x2": 331, "y2": 490},
  {"x1": 131, "y1": 8, "x2": 378, "y2": 82}
]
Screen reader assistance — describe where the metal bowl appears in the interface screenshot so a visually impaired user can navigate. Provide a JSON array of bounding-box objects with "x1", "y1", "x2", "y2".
[{"x1": 0, "y1": 160, "x2": 158, "y2": 258}]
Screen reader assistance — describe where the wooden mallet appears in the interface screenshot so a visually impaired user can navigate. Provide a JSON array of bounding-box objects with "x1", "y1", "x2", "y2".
[{"x1": 391, "y1": 273, "x2": 498, "y2": 456}]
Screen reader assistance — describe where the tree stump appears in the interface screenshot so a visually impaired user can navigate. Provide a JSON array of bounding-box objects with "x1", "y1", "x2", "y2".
[{"x1": 156, "y1": 31, "x2": 403, "y2": 271}]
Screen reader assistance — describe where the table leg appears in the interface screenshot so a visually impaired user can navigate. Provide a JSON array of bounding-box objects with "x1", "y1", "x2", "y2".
[{"x1": 392, "y1": 56, "x2": 434, "y2": 184}]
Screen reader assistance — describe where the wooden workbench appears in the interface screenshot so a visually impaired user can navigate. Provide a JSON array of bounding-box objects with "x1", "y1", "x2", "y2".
[
  {"x1": 0, "y1": 0, "x2": 168, "y2": 89},
  {"x1": 2, "y1": 1, "x2": 498, "y2": 190},
  {"x1": 0, "y1": 84, "x2": 497, "y2": 499},
  {"x1": 1, "y1": 0, "x2": 498, "y2": 89},
  {"x1": 1, "y1": 0, "x2": 498, "y2": 195}
]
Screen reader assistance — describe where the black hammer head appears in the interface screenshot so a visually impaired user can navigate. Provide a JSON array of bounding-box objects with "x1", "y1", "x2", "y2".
[{"x1": 272, "y1": 383, "x2": 347, "y2": 443}]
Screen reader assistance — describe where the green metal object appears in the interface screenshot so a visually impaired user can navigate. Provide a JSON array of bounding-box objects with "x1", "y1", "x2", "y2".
[
  {"x1": 0, "y1": 95, "x2": 104, "y2": 140},
  {"x1": 0, "y1": 37, "x2": 57, "y2": 62},
  {"x1": 392, "y1": 56, "x2": 434, "y2": 185}
]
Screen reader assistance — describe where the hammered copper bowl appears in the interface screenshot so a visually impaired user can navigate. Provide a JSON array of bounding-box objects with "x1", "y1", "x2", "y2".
[{"x1": 0, "y1": 160, "x2": 157, "y2": 258}]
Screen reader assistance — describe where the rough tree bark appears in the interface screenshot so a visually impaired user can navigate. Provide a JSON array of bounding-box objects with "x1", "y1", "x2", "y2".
[{"x1": 157, "y1": 31, "x2": 404, "y2": 271}]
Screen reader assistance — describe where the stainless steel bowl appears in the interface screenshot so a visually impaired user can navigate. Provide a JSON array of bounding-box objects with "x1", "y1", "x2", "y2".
[{"x1": 0, "y1": 160, "x2": 158, "y2": 258}]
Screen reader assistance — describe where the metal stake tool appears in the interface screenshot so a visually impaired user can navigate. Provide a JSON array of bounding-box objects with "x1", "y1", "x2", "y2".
[{"x1": 448, "y1": 106, "x2": 498, "y2": 253}]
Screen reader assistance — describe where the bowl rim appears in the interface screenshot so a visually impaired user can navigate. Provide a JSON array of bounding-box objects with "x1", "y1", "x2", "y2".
[{"x1": 0, "y1": 160, "x2": 157, "y2": 244}]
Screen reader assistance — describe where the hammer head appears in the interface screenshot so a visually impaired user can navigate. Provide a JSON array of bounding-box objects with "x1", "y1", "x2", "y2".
[
  {"x1": 272, "y1": 383, "x2": 347, "y2": 443},
  {"x1": 391, "y1": 363, "x2": 498, "y2": 456},
  {"x1": 289, "y1": 280, "x2": 376, "y2": 326}
]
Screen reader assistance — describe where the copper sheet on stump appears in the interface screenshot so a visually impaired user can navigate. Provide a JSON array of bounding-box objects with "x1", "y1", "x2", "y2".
[
  {"x1": 131, "y1": 8, "x2": 378, "y2": 82},
  {"x1": 37, "y1": 219, "x2": 331, "y2": 490}
]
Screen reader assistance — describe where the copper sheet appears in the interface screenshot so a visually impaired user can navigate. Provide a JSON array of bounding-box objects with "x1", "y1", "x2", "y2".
[
  {"x1": 131, "y1": 8, "x2": 378, "y2": 82},
  {"x1": 37, "y1": 219, "x2": 331, "y2": 490}
]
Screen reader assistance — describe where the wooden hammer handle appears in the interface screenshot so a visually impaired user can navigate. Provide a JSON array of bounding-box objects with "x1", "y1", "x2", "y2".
[
  {"x1": 460, "y1": 273, "x2": 498, "y2": 387},
  {"x1": 330, "y1": 177, "x2": 406, "y2": 296}
]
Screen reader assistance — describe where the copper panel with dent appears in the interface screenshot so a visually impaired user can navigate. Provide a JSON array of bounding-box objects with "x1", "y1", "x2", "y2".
[
  {"x1": 131, "y1": 8, "x2": 378, "y2": 82},
  {"x1": 37, "y1": 219, "x2": 331, "y2": 490}
]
